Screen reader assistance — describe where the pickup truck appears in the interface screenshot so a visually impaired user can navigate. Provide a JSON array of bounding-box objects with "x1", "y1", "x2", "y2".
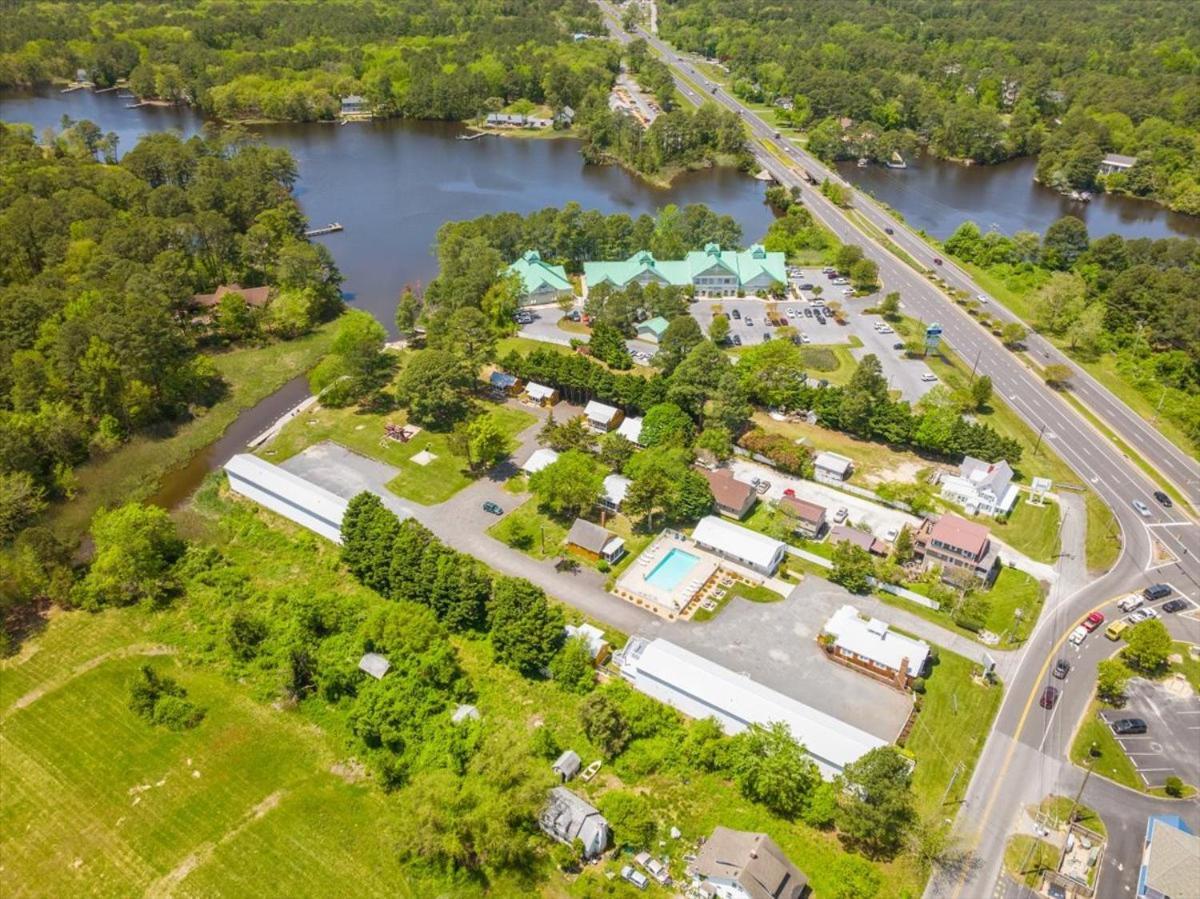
[{"x1": 1117, "y1": 594, "x2": 1143, "y2": 613}]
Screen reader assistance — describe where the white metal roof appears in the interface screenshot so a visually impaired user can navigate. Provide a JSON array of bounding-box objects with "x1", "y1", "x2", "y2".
[
  {"x1": 823, "y1": 605, "x2": 930, "y2": 677},
  {"x1": 813, "y1": 452, "x2": 853, "y2": 475},
  {"x1": 603, "y1": 473, "x2": 631, "y2": 507},
  {"x1": 224, "y1": 454, "x2": 348, "y2": 543},
  {"x1": 584, "y1": 400, "x2": 619, "y2": 422},
  {"x1": 615, "y1": 416, "x2": 643, "y2": 444},
  {"x1": 526, "y1": 382, "x2": 556, "y2": 401},
  {"x1": 521, "y1": 447, "x2": 559, "y2": 474},
  {"x1": 623, "y1": 638, "x2": 886, "y2": 776},
  {"x1": 565, "y1": 623, "x2": 608, "y2": 659},
  {"x1": 692, "y1": 515, "x2": 785, "y2": 571}
]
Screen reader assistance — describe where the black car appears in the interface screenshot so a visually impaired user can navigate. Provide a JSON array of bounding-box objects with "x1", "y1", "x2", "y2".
[
  {"x1": 798, "y1": 283, "x2": 814, "y2": 290},
  {"x1": 1039, "y1": 686, "x2": 1060, "y2": 709},
  {"x1": 731, "y1": 308, "x2": 741, "y2": 319},
  {"x1": 1143, "y1": 583, "x2": 1173, "y2": 601},
  {"x1": 731, "y1": 334, "x2": 742, "y2": 346},
  {"x1": 884, "y1": 226, "x2": 894, "y2": 235},
  {"x1": 814, "y1": 314, "x2": 826, "y2": 324},
  {"x1": 481, "y1": 501, "x2": 504, "y2": 516},
  {"x1": 1162, "y1": 599, "x2": 1188, "y2": 614},
  {"x1": 893, "y1": 342, "x2": 905, "y2": 350},
  {"x1": 803, "y1": 308, "x2": 813, "y2": 318},
  {"x1": 1110, "y1": 718, "x2": 1147, "y2": 736},
  {"x1": 1053, "y1": 658, "x2": 1071, "y2": 680},
  {"x1": 1153, "y1": 490, "x2": 1173, "y2": 507}
]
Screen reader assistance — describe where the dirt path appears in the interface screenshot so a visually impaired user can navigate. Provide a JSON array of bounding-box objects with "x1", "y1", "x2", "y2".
[{"x1": 2, "y1": 643, "x2": 176, "y2": 722}]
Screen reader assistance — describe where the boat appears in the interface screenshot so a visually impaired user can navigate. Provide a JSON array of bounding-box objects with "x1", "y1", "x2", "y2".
[
  {"x1": 886, "y1": 153, "x2": 907, "y2": 169},
  {"x1": 857, "y1": 158, "x2": 869, "y2": 168}
]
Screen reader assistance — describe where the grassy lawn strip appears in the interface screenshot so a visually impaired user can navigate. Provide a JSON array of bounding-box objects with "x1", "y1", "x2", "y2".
[
  {"x1": 985, "y1": 567, "x2": 1046, "y2": 645},
  {"x1": 987, "y1": 499, "x2": 1060, "y2": 565},
  {"x1": 1171, "y1": 642, "x2": 1200, "y2": 692},
  {"x1": 38, "y1": 322, "x2": 339, "y2": 543},
  {"x1": 486, "y1": 498, "x2": 568, "y2": 560},
  {"x1": 1004, "y1": 835, "x2": 1060, "y2": 889},
  {"x1": 1070, "y1": 701, "x2": 1142, "y2": 791},
  {"x1": 1032, "y1": 795, "x2": 1107, "y2": 839},
  {"x1": 906, "y1": 646, "x2": 1003, "y2": 817},
  {"x1": 1084, "y1": 491, "x2": 1122, "y2": 575}
]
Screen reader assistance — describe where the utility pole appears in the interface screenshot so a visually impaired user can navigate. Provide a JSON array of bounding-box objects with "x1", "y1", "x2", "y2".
[
  {"x1": 940, "y1": 762, "x2": 964, "y2": 806},
  {"x1": 969, "y1": 347, "x2": 982, "y2": 383},
  {"x1": 1033, "y1": 422, "x2": 1046, "y2": 456}
]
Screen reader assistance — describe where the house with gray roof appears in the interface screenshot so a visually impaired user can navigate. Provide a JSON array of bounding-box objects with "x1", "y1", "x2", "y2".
[
  {"x1": 693, "y1": 826, "x2": 808, "y2": 899},
  {"x1": 539, "y1": 787, "x2": 609, "y2": 859},
  {"x1": 566, "y1": 518, "x2": 626, "y2": 563},
  {"x1": 552, "y1": 749, "x2": 582, "y2": 782}
]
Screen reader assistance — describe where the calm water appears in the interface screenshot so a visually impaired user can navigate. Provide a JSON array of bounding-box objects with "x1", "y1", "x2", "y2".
[
  {"x1": 836, "y1": 154, "x2": 1200, "y2": 241},
  {"x1": 1, "y1": 87, "x2": 777, "y2": 328}
]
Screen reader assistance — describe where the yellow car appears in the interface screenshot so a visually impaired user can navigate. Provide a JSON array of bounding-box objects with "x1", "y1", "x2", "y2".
[{"x1": 1105, "y1": 620, "x2": 1130, "y2": 641}]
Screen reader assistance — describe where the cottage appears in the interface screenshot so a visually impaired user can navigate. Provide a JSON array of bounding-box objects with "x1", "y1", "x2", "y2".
[
  {"x1": 564, "y1": 623, "x2": 610, "y2": 665},
  {"x1": 813, "y1": 451, "x2": 853, "y2": 485},
  {"x1": 778, "y1": 495, "x2": 827, "y2": 538},
  {"x1": 358, "y1": 653, "x2": 390, "y2": 680},
  {"x1": 1098, "y1": 153, "x2": 1137, "y2": 175},
  {"x1": 524, "y1": 382, "x2": 559, "y2": 406},
  {"x1": 829, "y1": 524, "x2": 888, "y2": 556},
  {"x1": 539, "y1": 787, "x2": 609, "y2": 859},
  {"x1": 699, "y1": 468, "x2": 758, "y2": 520},
  {"x1": 636, "y1": 316, "x2": 670, "y2": 343},
  {"x1": 566, "y1": 518, "x2": 626, "y2": 563},
  {"x1": 913, "y1": 514, "x2": 1000, "y2": 585},
  {"x1": 488, "y1": 371, "x2": 522, "y2": 395},
  {"x1": 584, "y1": 400, "x2": 623, "y2": 433},
  {"x1": 190, "y1": 283, "x2": 272, "y2": 311},
  {"x1": 691, "y1": 516, "x2": 786, "y2": 576},
  {"x1": 556, "y1": 105, "x2": 576, "y2": 125},
  {"x1": 693, "y1": 826, "x2": 808, "y2": 899},
  {"x1": 552, "y1": 749, "x2": 582, "y2": 782},
  {"x1": 506, "y1": 250, "x2": 573, "y2": 306},
  {"x1": 521, "y1": 447, "x2": 559, "y2": 475},
  {"x1": 822, "y1": 605, "x2": 930, "y2": 690},
  {"x1": 940, "y1": 456, "x2": 1018, "y2": 517},
  {"x1": 615, "y1": 416, "x2": 644, "y2": 445},
  {"x1": 600, "y1": 474, "x2": 631, "y2": 512},
  {"x1": 340, "y1": 94, "x2": 369, "y2": 115},
  {"x1": 486, "y1": 112, "x2": 527, "y2": 127}
]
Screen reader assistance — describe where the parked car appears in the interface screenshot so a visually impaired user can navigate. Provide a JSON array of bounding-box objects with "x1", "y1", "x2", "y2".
[
  {"x1": 1068, "y1": 626, "x2": 1088, "y2": 646},
  {"x1": 1039, "y1": 686, "x2": 1060, "y2": 709},
  {"x1": 783, "y1": 488, "x2": 796, "y2": 498},
  {"x1": 1082, "y1": 611, "x2": 1105, "y2": 632},
  {"x1": 787, "y1": 307, "x2": 796, "y2": 318},
  {"x1": 731, "y1": 334, "x2": 742, "y2": 346},
  {"x1": 1132, "y1": 499, "x2": 1152, "y2": 518},
  {"x1": 1143, "y1": 583, "x2": 1173, "y2": 601},
  {"x1": 1053, "y1": 658, "x2": 1071, "y2": 680},
  {"x1": 815, "y1": 314, "x2": 826, "y2": 324},
  {"x1": 878, "y1": 326, "x2": 894, "y2": 334},
  {"x1": 762, "y1": 332, "x2": 772, "y2": 342},
  {"x1": 833, "y1": 507, "x2": 849, "y2": 524},
  {"x1": 799, "y1": 283, "x2": 814, "y2": 290},
  {"x1": 1152, "y1": 490, "x2": 1172, "y2": 507},
  {"x1": 884, "y1": 527, "x2": 899, "y2": 542},
  {"x1": 1162, "y1": 599, "x2": 1188, "y2": 614},
  {"x1": 893, "y1": 342, "x2": 906, "y2": 350},
  {"x1": 921, "y1": 373, "x2": 938, "y2": 382},
  {"x1": 803, "y1": 308, "x2": 814, "y2": 317},
  {"x1": 621, "y1": 866, "x2": 649, "y2": 890},
  {"x1": 1118, "y1": 594, "x2": 1144, "y2": 613},
  {"x1": 731, "y1": 308, "x2": 741, "y2": 319},
  {"x1": 482, "y1": 501, "x2": 504, "y2": 516},
  {"x1": 745, "y1": 317, "x2": 754, "y2": 326},
  {"x1": 755, "y1": 480, "x2": 770, "y2": 494},
  {"x1": 1105, "y1": 620, "x2": 1129, "y2": 641},
  {"x1": 1127, "y1": 608, "x2": 1153, "y2": 624},
  {"x1": 1110, "y1": 718, "x2": 1147, "y2": 736}
]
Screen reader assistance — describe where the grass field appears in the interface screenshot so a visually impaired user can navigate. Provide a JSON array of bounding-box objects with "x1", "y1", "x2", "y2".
[
  {"x1": 988, "y1": 499, "x2": 1061, "y2": 565},
  {"x1": 486, "y1": 498, "x2": 569, "y2": 560},
  {"x1": 749, "y1": 412, "x2": 930, "y2": 484},
  {"x1": 1171, "y1": 642, "x2": 1200, "y2": 692},
  {"x1": 263, "y1": 396, "x2": 535, "y2": 505},
  {"x1": 36, "y1": 322, "x2": 340, "y2": 543},
  {"x1": 1070, "y1": 701, "x2": 1141, "y2": 791}
]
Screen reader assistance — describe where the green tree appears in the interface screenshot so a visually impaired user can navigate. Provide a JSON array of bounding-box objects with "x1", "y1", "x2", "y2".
[
  {"x1": 0, "y1": 471, "x2": 47, "y2": 543},
  {"x1": 340, "y1": 492, "x2": 401, "y2": 595},
  {"x1": 1000, "y1": 321, "x2": 1028, "y2": 348},
  {"x1": 1123, "y1": 619, "x2": 1172, "y2": 673},
  {"x1": 1043, "y1": 363, "x2": 1073, "y2": 389},
  {"x1": 892, "y1": 525, "x2": 914, "y2": 564},
  {"x1": 1096, "y1": 658, "x2": 1131, "y2": 704},
  {"x1": 640, "y1": 402, "x2": 695, "y2": 447},
  {"x1": 968, "y1": 374, "x2": 993, "y2": 411},
  {"x1": 214, "y1": 292, "x2": 258, "y2": 342},
  {"x1": 838, "y1": 745, "x2": 917, "y2": 859},
  {"x1": 835, "y1": 243, "x2": 864, "y2": 273},
  {"x1": 709, "y1": 313, "x2": 730, "y2": 343},
  {"x1": 830, "y1": 540, "x2": 874, "y2": 594},
  {"x1": 468, "y1": 414, "x2": 509, "y2": 470},
  {"x1": 850, "y1": 258, "x2": 879, "y2": 291},
  {"x1": 74, "y1": 503, "x2": 184, "y2": 609},
  {"x1": 394, "y1": 287, "x2": 420, "y2": 336},
  {"x1": 580, "y1": 690, "x2": 631, "y2": 757},
  {"x1": 727, "y1": 722, "x2": 819, "y2": 818},
  {"x1": 1041, "y1": 216, "x2": 1090, "y2": 270},
  {"x1": 489, "y1": 577, "x2": 564, "y2": 675},
  {"x1": 879, "y1": 292, "x2": 901, "y2": 318},
  {"x1": 598, "y1": 790, "x2": 656, "y2": 849},
  {"x1": 598, "y1": 432, "x2": 637, "y2": 472},
  {"x1": 655, "y1": 315, "x2": 704, "y2": 375},
  {"x1": 395, "y1": 349, "x2": 473, "y2": 427},
  {"x1": 696, "y1": 425, "x2": 734, "y2": 462},
  {"x1": 331, "y1": 309, "x2": 387, "y2": 379},
  {"x1": 528, "y1": 449, "x2": 604, "y2": 518},
  {"x1": 550, "y1": 636, "x2": 596, "y2": 694}
]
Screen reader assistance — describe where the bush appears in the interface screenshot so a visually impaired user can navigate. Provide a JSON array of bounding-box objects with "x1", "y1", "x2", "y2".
[
  {"x1": 152, "y1": 694, "x2": 207, "y2": 731},
  {"x1": 911, "y1": 677, "x2": 926, "y2": 694},
  {"x1": 596, "y1": 560, "x2": 611, "y2": 573},
  {"x1": 1164, "y1": 776, "x2": 1184, "y2": 797},
  {"x1": 530, "y1": 726, "x2": 561, "y2": 760}
]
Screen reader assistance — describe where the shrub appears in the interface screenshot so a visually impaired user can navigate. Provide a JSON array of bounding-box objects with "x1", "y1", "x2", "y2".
[
  {"x1": 911, "y1": 677, "x2": 926, "y2": 694},
  {"x1": 1164, "y1": 776, "x2": 1184, "y2": 797},
  {"x1": 152, "y1": 694, "x2": 206, "y2": 731},
  {"x1": 596, "y1": 559, "x2": 611, "y2": 573}
]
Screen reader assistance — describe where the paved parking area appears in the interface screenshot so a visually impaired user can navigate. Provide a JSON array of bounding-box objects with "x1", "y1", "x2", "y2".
[{"x1": 1099, "y1": 677, "x2": 1200, "y2": 789}]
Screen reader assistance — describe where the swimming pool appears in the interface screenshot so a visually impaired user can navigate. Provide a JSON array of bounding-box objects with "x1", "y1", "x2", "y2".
[{"x1": 644, "y1": 548, "x2": 702, "y2": 591}]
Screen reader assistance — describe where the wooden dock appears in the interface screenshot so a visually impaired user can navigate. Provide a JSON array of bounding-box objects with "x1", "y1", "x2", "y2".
[{"x1": 304, "y1": 223, "x2": 343, "y2": 237}]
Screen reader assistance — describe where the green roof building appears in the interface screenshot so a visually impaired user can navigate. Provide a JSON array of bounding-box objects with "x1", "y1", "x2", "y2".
[
  {"x1": 582, "y1": 244, "x2": 785, "y2": 298},
  {"x1": 636, "y1": 316, "x2": 670, "y2": 343},
  {"x1": 507, "y1": 250, "x2": 573, "y2": 306}
]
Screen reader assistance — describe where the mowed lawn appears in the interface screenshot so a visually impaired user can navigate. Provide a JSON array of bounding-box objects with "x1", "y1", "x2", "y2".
[
  {"x1": 988, "y1": 498, "x2": 1061, "y2": 565},
  {"x1": 1, "y1": 637, "x2": 410, "y2": 897},
  {"x1": 263, "y1": 398, "x2": 535, "y2": 505}
]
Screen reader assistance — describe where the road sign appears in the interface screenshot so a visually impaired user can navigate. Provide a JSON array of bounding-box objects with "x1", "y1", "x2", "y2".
[{"x1": 924, "y1": 322, "x2": 943, "y2": 354}]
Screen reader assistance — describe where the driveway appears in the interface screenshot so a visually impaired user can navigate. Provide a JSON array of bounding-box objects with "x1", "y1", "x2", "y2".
[{"x1": 1098, "y1": 677, "x2": 1200, "y2": 790}]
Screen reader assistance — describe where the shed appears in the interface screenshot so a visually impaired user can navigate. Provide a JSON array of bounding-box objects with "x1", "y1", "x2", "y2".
[
  {"x1": 552, "y1": 749, "x2": 582, "y2": 781},
  {"x1": 488, "y1": 371, "x2": 521, "y2": 393},
  {"x1": 525, "y1": 382, "x2": 559, "y2": 405},
  {"x1": 813, "y1": 451, "x2": 853, "y2": 484},
  {"x1": 601, "y1": 474, "x2": 631, "y2": 512},
  {"x1": 584, "y1": 400, "x2": 623, "y2": 432},
  {"x1": 566, "y1": 518, "x2": 626, "y2": 562},
  {"x1": 615, "y1": 416, "x2": 643, "y2": 445},
  {"x1": 358, "y1": 653, "x2": 390, "y2": 679},
  {"x1": 636, "y1": 316, "x2": 670, "y2": 343},
  {"x1": 564, "y1": 623, "x2": 610, "y2": 664},
  {"x1": 521, "y1": 447, "x2": 559, "y2": 475}
]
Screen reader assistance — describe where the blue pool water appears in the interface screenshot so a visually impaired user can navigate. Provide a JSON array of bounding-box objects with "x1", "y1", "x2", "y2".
[{"x1": 645, "y1": 548, "x2": 701, "y2": 591}]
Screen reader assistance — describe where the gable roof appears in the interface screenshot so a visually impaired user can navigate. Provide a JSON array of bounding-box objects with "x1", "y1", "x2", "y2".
[
  {"x1": 521, "y1": 447, "x2": 559, "y2": 474},
  {"x1": 540, "y1": 787, "x2": 608, "y2": 854},
  {"x1": 829, "y1": 524, "x2": 887, "y2": 555},
  {"x1": 602, "y1": 473, "x2": 631, "y2": 508},
  {"x1": 683, "y1": 243, "x2": 786, "y2": 285},
  {"x1": 584, "y1": 400, "x2": 620, "y2": 423},
  {"x1": 507, "y1": 250, "x2": 571, "y2": 295},
  {"x1": 358, "y1": 653, "x2": 390, "y2": 679},
  {"x1": 637, "y1": 316, "x2": 670, "y2": 337},
  {"x1": 1142, "y1": 815, "x2": 1199, "y2": 899},
  {"x1": 695, "y1": 827, "x2": 807, "y2": 899},
  {"x1": 813, "y1": 451, "x2": 854, "y2": 476},
  {"x1": 699, "y1": 468, "x2": 756, "y2": 512},
  {"x1": 565, "y1": 623, "x2": 608, "y2": 659},
  {"x1": 960, "y1": 456, "x2": 1012, "y2": 491},
  {"x1": 583, "y1": 251, "x2": 691, "y2": 288},
  {"x1": 928, "y1": 513, "x2": 991, "y2": 557},
  {"x1": 567, "y1": 518, "x2": 619, "y2": 554},
  {"x1": 778, "y1": 495, "x2": 826, "y2": 523},
  {"x1": 823, "y1": 604, "x2": 930, "y2": 676},
  {"x1": 552, "y1": 749, "x2": 582, "y2": 778},
  {"x1": 192, "y1": 283, "x2": 272, "y2": 309},
  {"x1": 525, "y1": 382, "x2": 557, "y2": 401},
  {"x1": 691, "y1": 515, "x2": 784, "y2": 571},
  {"x1": 615, "y1": 416, "x2": 643, "y2": 444},
  {"x1": 489, "y1": 371, "x2": 519, "y2": 389}
]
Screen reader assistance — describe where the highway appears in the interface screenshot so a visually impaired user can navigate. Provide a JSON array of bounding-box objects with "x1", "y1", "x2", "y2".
[{"x1": 595, "y1": 3, "x2": 1200, "y2": 896}]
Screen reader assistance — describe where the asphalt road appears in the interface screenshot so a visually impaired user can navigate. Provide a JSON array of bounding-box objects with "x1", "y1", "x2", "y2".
[{"x1": 594, "y1": 3, "x2": 1200, "y2": 894}]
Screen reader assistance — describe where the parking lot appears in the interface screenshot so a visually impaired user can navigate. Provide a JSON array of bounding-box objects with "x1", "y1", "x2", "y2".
[{"x1": 1099, "y1": 677, "x2": 1200, "y2": 789}]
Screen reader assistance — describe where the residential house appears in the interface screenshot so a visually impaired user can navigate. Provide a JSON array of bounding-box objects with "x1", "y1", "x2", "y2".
[
  {"x1": 552, "y1": 749, "x2": 582, "y2": 782},
  {"x1": 778, "y1": 495, "x2": 827, "y2": 538},
  {"x1": 488, "y1": 371, "x2": 522, "y2": 395},
  {"x1": 615, "y1": 416, "x2": 644, "y2": 445},
  {"x1": 340, "y1": 94, "x2": 369, "y2": 115},
  {"x1": 584, "y1": 400, "x2": 623, "y2": 433},
  {"x1": 1137, "y1": 815, "x2": 1198, "y2": 899},
  {"x1": 357, "y1": 653, "x2": 390, "y2": 680},
  {"x1": 699, "y1": 468, "x2": 757, "y2": 519},
  {"x1": 524, "y1": 382, "x2": 559, "y2": 406},
  {"x1": 566, "y1": 518, "x2": 626, "y2": 563},
  {"x1": 581, "y1": 244, "x2": 786, "y2": 298},
  {"x1": 821, "y1": 604, "x2": 930, "y2": 690},
  {"x1": 190, "y1": 283, "x2": 272, "y2": 311},
  {"x1": 538, "y1": 787, "x2": 609, "y2": 859},
  {"x1": 813, "y1": 452, "x2": 853, "y2": 485},
  {"x1": 829, "y1": 524, "x2": 888, "y2": 556},
  {"x1": 940, "y1": 456, "x2": 1018, "y2": 517},
  {"x1": 1099, "y1": 153, "x2": 1137, "y2": 176},
  {"x1": 521, "y1": 447, "x2": 559, "y2": 475},
  {"x1": 564, "y1": 623, "x2": 611, "y2": 665},
  {"x1": 486, "y1": 112, "x2": 528, "y2": 127},
  {"x1": 636, "y1": 316, "x2": 670, "y2": 343},
  {"x1": 693, "y1": 826, "x2": 808, "y2": 899},
  {"x1": 617, "y1": 636, "x2": 885, "y2": 778},
  {"x1": 691, "y1": 516, "x2": 786, "y2": 576},
  {"x1": 556, "y1": 105, "x2": 576, "y2": 125},
  {"x1": 600, "y1": 474, "x2": 631, "y2": 513},
  {"x1": 913, "y1": 513, "x2": 1000, "y2": 585},
  {"x1": 506, "y1": 250, "x2": 573, "y2": 306}
]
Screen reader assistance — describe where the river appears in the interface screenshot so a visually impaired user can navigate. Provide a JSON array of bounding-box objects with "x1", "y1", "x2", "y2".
[{"x1": 835, "y1": 153, "x2": 1200, "y2": 241}]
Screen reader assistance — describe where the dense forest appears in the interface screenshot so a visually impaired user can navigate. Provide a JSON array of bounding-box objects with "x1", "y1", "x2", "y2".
[
  {"x1": 658, "y1": 0, "x2": 1200, "y2": 213},
  {"x1": 0, "y1": 0, "x2": 614, "y2": 122},
  {"x1": 0, "y1": 121, "x2": 343, "y2": 541},
  {"x1": 943, "y1": 216, "x2": 1200, "y2": 447}
]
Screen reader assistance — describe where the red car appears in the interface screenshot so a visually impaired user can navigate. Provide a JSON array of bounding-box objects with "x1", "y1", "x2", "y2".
[
  {"x1": 783, "y1": 488, "x2": 796, "y2": 498},
  {"x1": 1082, "y1": 611, "x2": 1105, "y2": 632},
  {"x1": 1040, "y1": 686, "x2": 1060, "y2": 710}
]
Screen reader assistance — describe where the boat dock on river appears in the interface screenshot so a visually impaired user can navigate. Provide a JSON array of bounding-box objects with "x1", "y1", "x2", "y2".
[{"x1": 304, "y1": 223, "x2": 343, "y2": 237}]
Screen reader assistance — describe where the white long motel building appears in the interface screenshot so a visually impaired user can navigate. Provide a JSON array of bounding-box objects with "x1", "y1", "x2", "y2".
[
  {"x1": 617, "y1": 637, "x2": 887, "y2": 778},
  {"x1": 224, "y1": 454, "x2": 352, "y2": 543}
]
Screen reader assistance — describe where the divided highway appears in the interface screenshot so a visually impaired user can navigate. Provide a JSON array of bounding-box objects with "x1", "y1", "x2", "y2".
[{"x1": 596, "y1": 4, "x2": 1200, "y2": 896}]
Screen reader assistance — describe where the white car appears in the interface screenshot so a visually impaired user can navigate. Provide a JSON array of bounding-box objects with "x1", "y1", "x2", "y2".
[
  {"x1": 833, "y1": 507, "x2": 849, "y2": 524},
  {"x1": 977, "y1": 294, "x2": 990, "y2": 304},
  {"x1": 842, "y1": 287, "x2": 854, "y2": 296},
  {"x1": 1069, "y1": 626, "x2": 1088, "y2": 647},
  {"x1": 1132, "y1": 499, "x2": 1152, "y2": 518},
  {"x1": 878, "y1": 326, "x2": 894, "y2": 334},
  {"x1": 921, "y1": 373, "x2": 938, "y2": 382},
  {"x1": 1117, "y1": 594, "x2": 1143, "y2": 613},
  {"x1": 1127, "y1": 609, "x2": 1152, "y2": 624}
]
